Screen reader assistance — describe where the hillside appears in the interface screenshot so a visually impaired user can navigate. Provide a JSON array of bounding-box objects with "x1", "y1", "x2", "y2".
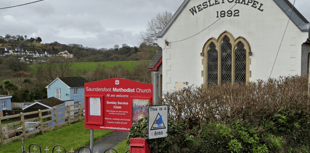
[
  {"x1": 29, "y1": 60, "x2": 148, "y2": 73},
  {"x1": 0, "y1": 35, "x2": 159, "y2": 63}
]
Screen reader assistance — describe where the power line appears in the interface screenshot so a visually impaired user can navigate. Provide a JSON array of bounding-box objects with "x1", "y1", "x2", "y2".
[
  {"x1": 169, "y1": 3, "x2": 237, "y2": 44},
  {"x1": 269, "y1": 0, "x2": 296, "y2": 78},
  {"x1": 0, "y1": 0, "x2": 44, "y2": 10}
]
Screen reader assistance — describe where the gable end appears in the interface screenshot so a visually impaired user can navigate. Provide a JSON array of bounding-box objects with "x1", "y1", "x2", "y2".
[
  {"x1": 157, "y1": 0, "x2": 190, "y2": 38},
  {"x1": 274, "y1": 0, "x2": 309, "y2": 32},
  {"x1": 158, "y1": 0, "x2": 310, "y2": 39}
]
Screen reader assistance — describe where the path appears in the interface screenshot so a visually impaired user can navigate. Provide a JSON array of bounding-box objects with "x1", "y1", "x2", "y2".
[{"x1": 87, "y1": 131, "x2": 129, "y2": 153}]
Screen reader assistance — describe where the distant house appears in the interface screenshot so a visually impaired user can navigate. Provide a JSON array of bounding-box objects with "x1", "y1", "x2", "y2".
[
  {"x1": 35, "y1": 51, "x2": 45, "y2": 57},
  {"x1": 26, "y1": 50, "x2": 35, "y2": 56},
  {"x1": 57, "y1": 50, "x2": 73, "y2": 58},
  {"x1": 15, "y1": 47, "x2": 24, "y2": 52},
  {"x1": 23, "y1": 97, "x2": 74, "y2": 126},
  {"x1": 45, "y1": 51, "x2": 59, "y2": 57},
  {"x1": 46, "y1": 77, "x2": 88, "y2": 109},
  {"x1": 0, "y1": 48, "x2": 10, "y2": 56},
  {"x1": 12, "y1": 51, "x2": 21, "y2": 56},
  {"x1": 0, "y1": 47, "x2": 7, "y2": 52},
  {"x1": 0, "y1": 95, "x2": 12, "y2": 117},
  {"x1": 5, "y1": 46, "x2": 13, "y2": 52},
  {"x1": 19, "y1": 56, "x2": 36, "y2": 63}
]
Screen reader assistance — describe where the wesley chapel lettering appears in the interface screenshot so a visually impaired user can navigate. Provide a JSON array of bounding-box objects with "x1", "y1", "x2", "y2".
[{"x1": 189, "y1": 0, "x2": 264, "y2": 16}]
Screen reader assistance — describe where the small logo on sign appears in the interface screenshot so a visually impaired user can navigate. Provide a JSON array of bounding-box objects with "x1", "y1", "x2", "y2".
[
  {"x1": 115, "y1": 80, "x2": 120, "y2": 85},
  {"x1": 150, "y1": 113, "x2": 166, "y2": 130}
]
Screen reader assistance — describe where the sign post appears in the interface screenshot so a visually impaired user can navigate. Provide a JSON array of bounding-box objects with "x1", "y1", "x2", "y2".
[
  {"x1": 148, "y1": 105, "x2": 168, "y2": 139},
  {"x1": 90, "y1": 129, "x2": 93, "y2": 151},
  {"x1": 84, "y1": 78, "x2": 153, "y2": 132}
]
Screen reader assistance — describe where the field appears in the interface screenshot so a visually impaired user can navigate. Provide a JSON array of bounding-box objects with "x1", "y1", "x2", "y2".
[
  {"x1": 30, "y1": 60, "x2": 148, "y2": 73},
  {"x1": 70, "y1": 60, "x2": 140, "y2": 72}
]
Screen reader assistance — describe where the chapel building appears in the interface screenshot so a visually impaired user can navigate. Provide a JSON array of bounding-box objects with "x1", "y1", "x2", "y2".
[{"x1": 148, "y1": 0, "x2": 310, "y2": 94}]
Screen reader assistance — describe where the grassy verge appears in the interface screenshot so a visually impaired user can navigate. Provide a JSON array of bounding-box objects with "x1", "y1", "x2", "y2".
[
  {"x1": 1, "y1": 120, "x2": 19, "y2": 125},
  {"x1": 0, "y1": 121, "x2": 113, "y2": 153},
  {"x1": 114, "y1": 140, "x2": 130, "y2": 153}
]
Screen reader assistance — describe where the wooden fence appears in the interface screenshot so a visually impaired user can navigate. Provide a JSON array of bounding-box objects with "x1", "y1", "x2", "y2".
[
  {"x1": 11, "y1": 102, "x2": 33, "y2": 109},
  {"x1": 0, "y1": 103, "x2": 84, "y2": 146}
]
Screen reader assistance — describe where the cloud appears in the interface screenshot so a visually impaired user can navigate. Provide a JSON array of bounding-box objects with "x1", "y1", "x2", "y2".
[{"x1": 0, "y1": 0, "x2": 308, "y2": 49}]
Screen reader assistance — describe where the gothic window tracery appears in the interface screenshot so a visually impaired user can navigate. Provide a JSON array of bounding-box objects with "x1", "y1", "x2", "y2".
[{"x1": 202, "y1": 32, "x2": 251, "y2": 85}]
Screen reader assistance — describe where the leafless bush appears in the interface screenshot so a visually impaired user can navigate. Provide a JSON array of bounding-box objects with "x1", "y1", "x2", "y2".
[{"x1": 162, "y1": 76, "x2": 310, "y2": 126}]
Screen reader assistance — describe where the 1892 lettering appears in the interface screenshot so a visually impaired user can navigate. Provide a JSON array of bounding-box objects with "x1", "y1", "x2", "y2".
[{"x1": 216, "y1": 9, "x2": 239, "y2": 18}]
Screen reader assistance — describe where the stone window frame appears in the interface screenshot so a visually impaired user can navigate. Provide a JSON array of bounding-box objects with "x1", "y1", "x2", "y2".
[{"x1": 201, "y1": 31, "x2": 252, "y2": 85}]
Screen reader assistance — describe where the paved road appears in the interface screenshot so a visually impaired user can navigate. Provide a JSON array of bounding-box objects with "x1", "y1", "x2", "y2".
[{"x1": 86, "y1": 131, "x2": 129, "y2": 153}]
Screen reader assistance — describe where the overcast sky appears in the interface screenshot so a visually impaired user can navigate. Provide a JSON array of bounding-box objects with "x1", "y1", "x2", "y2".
[{"x1": 0, "y1": 0, "x2": 309, "y2": 49}]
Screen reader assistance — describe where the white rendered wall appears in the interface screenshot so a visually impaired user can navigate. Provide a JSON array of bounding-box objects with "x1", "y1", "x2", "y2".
[{"x1": 158, "y1": 0, "x2": 309, "y2": 93}]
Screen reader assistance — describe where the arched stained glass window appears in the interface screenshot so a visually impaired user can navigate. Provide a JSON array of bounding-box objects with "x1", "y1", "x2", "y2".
[
  {"x1": 235, "y1": 42, "x2": 246, "y2": 83},
  {"x1": 221, "y1": 36, "x2": 232, "y2": 84},
  {"x1": 202, "y1": 31, "x2": 251, "y2": 85},
  {"x1": 207, "y1": 42, "x2": 218, "y2": 84}
]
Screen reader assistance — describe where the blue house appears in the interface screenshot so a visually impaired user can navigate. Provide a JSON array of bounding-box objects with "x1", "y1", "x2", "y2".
[
  {"x1": 0, "y1": 95, "x2": 12, "y2": 111},
  {"x1": 46, "y1": 77, "x2": 88, "y2": 109}
]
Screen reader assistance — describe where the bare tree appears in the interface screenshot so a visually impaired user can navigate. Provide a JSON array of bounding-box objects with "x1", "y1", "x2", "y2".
[{"x1": 141, "y1": 11, "x2": 173, "y2": 45}]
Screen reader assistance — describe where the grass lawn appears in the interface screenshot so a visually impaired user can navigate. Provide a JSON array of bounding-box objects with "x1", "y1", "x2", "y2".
[
  {"x1": 1, "y1": 120, "x2": 19, "y2": 125},
  {"x1": 114, "y1": 140, "x2": 130, "y2": 153},
  {"x1": 0, "y1": 121, "x2": 113, "y2": 153}
]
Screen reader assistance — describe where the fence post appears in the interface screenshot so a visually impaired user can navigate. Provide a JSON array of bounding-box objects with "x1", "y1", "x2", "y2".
[
  {"x1": 20, "y1": 112, "x2": 26, "y2": 139},
  {"x1": 38, "y1": 109, "x2": 44, "y2": 134},
  {"x1": 53, "y1": 107, "x2": 58, "y2": 128},
  {"x1": 79, "y1": 103, "x2": 82, "y2": 121},
  {"x1": 67, "y1": 105, "x2": 71, "y2": 125},
  {"x1": 0, "y1": 118, "x2": 3, "y2": 145}
]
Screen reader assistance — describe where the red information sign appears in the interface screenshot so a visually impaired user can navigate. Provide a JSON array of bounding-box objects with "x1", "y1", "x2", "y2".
[{"x1": 84, "y1": 78, "x2": 153, "y2": 132}]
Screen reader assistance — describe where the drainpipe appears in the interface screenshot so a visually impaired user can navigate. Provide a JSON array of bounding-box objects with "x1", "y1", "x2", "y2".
[{"x1": 308, "y1": 28, "x2": 310, "y2": 43}]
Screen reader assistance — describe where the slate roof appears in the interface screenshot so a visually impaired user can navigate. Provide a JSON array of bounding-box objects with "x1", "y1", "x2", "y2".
[
  {"x1": 59, "y1": 77, "x2": 88, "y2": 88},
  {"x1": 0, "y1": 95, "x2": 10, "y2": 98},
  {"x1": 157, "y1": 0, "x2": 310, "y2": 38},
  {"x1": 148, "y1": 50, "x2": 162, "y2": 69},
  {"x1": 0, "y1": 95, "x2": 13, "y2": 100},
  {"x1": 37, "y1": 97, "x2": 63, "y2": 107},
  {"x1": 275, "y1": 0, "x2": 309, "y2": 31}
]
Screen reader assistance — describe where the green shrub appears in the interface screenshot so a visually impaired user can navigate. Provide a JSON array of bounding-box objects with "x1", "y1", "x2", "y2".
[
  {"x1": 12, "y1": 107, "x2": 22, "y2": 110},
  {"x1": 228, "y1": 139, "x2": 242, "y2": 152},
  {"x1": 128, "y1": 76, "x2": 310, "y2": 152}
]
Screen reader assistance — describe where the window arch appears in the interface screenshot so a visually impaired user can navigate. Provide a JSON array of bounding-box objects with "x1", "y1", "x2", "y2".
[{"x1": 201, "y1": 31, "x2": 252, "y2": 85}]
